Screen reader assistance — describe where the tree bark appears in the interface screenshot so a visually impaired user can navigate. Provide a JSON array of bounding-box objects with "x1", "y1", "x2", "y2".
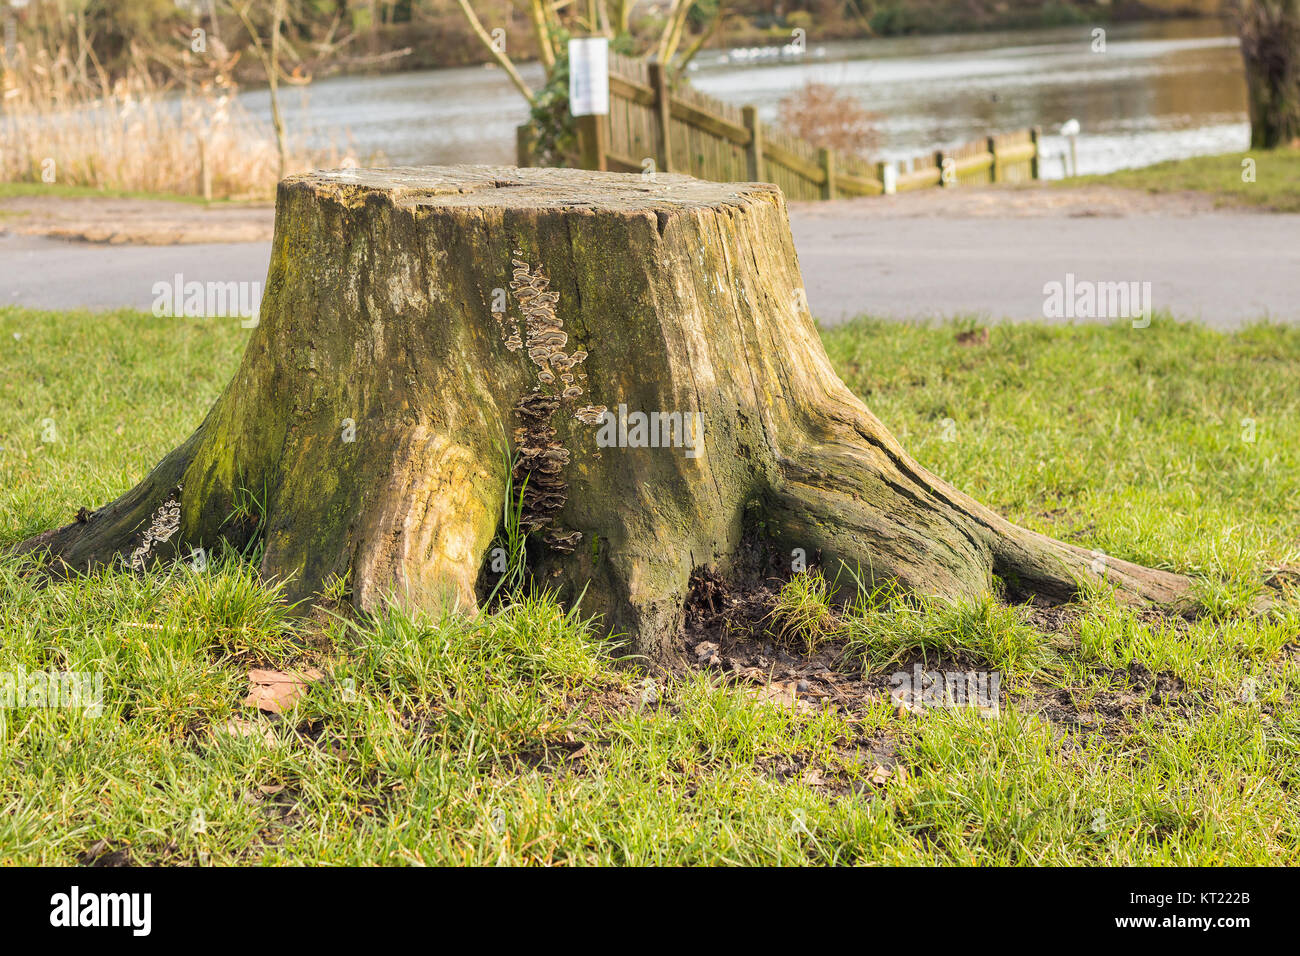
[
  {"x1": 1236, "y1": 0, "x2": 1300, "y2": 149},
  {"x1": 14, "y1": 166, "x2": 1194, "y2": 659}
]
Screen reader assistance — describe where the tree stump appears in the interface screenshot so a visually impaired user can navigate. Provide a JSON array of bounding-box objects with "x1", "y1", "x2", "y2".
[
  {"x1": 1236, "y1": 0, "x2": 1300, "y2": 149},
  {"x1": 16, "y1": 166, "x2": 1192, "y2": 659}
]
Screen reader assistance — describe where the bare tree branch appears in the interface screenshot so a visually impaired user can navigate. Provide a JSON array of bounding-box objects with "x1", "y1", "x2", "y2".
[{"x1": 455, "y1": 0, "x2": 536, "y2": 105}]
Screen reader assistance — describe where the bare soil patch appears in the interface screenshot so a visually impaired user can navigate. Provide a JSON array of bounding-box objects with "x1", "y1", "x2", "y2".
[{"x1": 0, "y1": 195, "x2": 273, "y2": 244}]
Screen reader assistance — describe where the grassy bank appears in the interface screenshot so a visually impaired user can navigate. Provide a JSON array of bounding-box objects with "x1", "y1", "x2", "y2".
[
  {"x1": 0, "y1": 182, "x2": 230, "y2": 205},
  {"x1": 1, "y1": 307, "x2": 1297, "y2": 865},
  {"x1": 1064, "y1": 149, "x2": 1300, "y2": 212}
]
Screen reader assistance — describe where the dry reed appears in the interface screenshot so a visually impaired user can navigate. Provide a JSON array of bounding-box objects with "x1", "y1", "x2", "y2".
[{"x1": 0, "y1": 43, "x2": 356, "y2": 199}]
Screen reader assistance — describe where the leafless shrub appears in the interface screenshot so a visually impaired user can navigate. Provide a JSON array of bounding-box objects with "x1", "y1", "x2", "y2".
[{"x1": 776, "y1": 81, "x2": 880, "y2": 159}]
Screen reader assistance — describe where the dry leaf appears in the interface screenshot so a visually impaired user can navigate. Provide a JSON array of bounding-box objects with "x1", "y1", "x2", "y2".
[
  {"x1": 802, "y1": 766, "x2": 831, "y2": 788},
  {"x1": 217, "y1": 716, "x2": 278, "y2": 746},
  {"x1": 243, "y1": 667, "x2": 323, "y2": 714},
  {"x1": 743, "y1": 681, "x2": 815, "y2": 714},
  {"x1": 893, "y1": 699, "x2": 924, "y2": 717},
  {"x1": 956, "y1": 326, "x2": 990, "y2": 346}
]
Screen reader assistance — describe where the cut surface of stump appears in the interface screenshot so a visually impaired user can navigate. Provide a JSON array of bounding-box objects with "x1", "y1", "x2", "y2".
[{"x1": 15, "y1": 165, "x2": 1194, "y2": 659}]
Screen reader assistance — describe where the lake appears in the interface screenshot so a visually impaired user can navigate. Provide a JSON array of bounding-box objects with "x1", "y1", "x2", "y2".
[{"x1": 240, "y1": 17, "x2": 1248, "y2": 179}]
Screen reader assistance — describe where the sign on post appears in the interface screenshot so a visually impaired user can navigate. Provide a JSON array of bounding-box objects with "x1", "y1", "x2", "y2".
[
  {"x1": 882, "y1": 162, "x2": 898, "y2": 195},
  {"x1": 568, "y1": 36, "x2": 610, "y2": 117}
]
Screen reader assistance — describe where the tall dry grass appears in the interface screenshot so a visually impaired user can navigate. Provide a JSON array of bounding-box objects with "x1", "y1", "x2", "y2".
[{"x1": 0, "y1": 44, "x2": 355, "y2": 200}]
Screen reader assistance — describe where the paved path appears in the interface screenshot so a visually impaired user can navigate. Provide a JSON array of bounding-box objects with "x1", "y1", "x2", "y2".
[
  {"x1": 789, "y1": 211, "x2": 1300, "y2": 328},
  {"x1": 3, "y1": 187, "x2": 1297, "y2": 328},
  {"x1": 0, "y1": 234, "x2": 273, "y2": 313}
]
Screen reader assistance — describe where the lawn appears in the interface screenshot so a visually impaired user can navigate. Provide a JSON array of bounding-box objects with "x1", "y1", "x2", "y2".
[
  {"x1": 0, "y1": 181, "x2": 248, "y2": 205},
  {"x1": 1063, "y1": 147, "x2": 1300, "y2": 212},
  {"x1": 1, "y1": 307, "x2": 1298, "y2": 865}
]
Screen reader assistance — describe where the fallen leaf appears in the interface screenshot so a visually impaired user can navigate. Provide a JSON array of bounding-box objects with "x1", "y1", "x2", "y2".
[
  {"x1": 243, "y1": 667, "x2": 323, "y2": 714},
  {"x1": 217, "y1": 716, "x2": 278, "y2": 746},
  {"x1": 743, "y1": 681, "x2": 815, "y2": 714},
  {"x1": 956, "y1": 326, "x2": 990, "y2": 346},
  {"x1": 694, "y1": 641, "x2": 719, "y2": 663},
  {"x1": 802, "y1": 766, "x2": 831, "y2": 788}
]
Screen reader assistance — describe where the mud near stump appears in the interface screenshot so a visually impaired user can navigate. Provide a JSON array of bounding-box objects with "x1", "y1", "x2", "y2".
[
  {"x1": 675, "y1": 544, "x2": 1006, "y2": 719},
  {"x1": 674, "y1": 547, "x2": 936, "y2": 795},
  {"x1": 672, "y1": 549, "x2": 1242, "y2": 762},
  {"x1": 1022, "y1": 663, "x2": 1208, "y2": 742}
]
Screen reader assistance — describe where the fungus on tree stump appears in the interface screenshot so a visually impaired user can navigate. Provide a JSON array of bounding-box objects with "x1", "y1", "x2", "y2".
[{"x1": 15, "y1": 166, "x2": 1193, "y2": 658}]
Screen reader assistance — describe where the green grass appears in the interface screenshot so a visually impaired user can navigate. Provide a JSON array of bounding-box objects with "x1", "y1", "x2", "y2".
[
  {"x1": 1062, "y1": 148, "x2": 1300, "y2": 212},
  {"x1": 0, "y1": 181, "x2": 253, "y2": 205},
  {"x1": 2, "y1": 307, "x2": 1298, "y2": 865},
  {"x1": 766, "y1": 569, "x2": 840, "y2": 654}
]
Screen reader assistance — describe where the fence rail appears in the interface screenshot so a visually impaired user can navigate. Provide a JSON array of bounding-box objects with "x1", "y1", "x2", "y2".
[{"x1": 519, "y1": 51, "x2": 1040, "y2": 199}]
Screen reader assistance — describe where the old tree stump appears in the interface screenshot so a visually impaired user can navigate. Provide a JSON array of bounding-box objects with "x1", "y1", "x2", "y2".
[{"x1": 17, "y1": 166, "x2": 1192, "y2": 658}]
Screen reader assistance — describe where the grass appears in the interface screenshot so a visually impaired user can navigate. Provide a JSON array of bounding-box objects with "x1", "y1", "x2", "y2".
[
  {"x1": 2, "y1": 307, "x2": 1299, "y2": 865},
  {"x1": 841, "y1": 592, "x2": 1049, "y2": 679},
  {"x1": 1062, "y1": 148, "x2": 1300, "y2": 212},
  {"x1": 766, "y1": 570, "x2": 841, "y2": 654},
  {"x1": 0, "y1": 181, "x2": 250, "y2": 205}
]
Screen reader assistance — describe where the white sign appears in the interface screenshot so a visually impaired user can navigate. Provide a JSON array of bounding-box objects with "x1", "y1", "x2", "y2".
[
  {"x1": 881, "y1": 162, "x2": 897, "y2": 195},
  {"x1": 568, "y1": 37, "x2": 610, "y2": 117}
]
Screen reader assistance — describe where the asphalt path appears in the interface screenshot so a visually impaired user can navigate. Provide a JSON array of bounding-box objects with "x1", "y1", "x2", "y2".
[{"x1": 3, "y1": 189, "x2": 1297, "y2": 329}]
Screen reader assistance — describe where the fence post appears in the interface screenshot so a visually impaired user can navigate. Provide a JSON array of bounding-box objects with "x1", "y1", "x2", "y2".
[
  {"x1": 743, "y1": 105, "x2": 764, "y2": 182},
  {"x1": 876, "y1": 160, "x2": 892, "y2": 195},
  {"x1": 516, "y1": 124, "x2": 532, "y2": 168},
  {"x1": 819, "y1": 147, "x2": 835, "y2": 199},
  {"x1": 576, "y1": 114, "x2": 608, "y2": 172},
  {"x1": 987, "y1": 135, "x2": 998, "y2": 184},
  {"x1": 649, "y1": 59, "x2": 673, "y2": 175},
  {"x1": 1029, "y1": 127, "x2": 1041, "y2": 180}
]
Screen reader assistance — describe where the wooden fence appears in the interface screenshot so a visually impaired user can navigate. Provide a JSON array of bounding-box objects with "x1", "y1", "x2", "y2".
[{"x1": 518, "y1": 52, "x2": 1039, "y2": 199}]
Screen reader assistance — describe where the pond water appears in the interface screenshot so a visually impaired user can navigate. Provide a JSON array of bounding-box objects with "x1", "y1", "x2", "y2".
[{"x1": 241, "y1": 17, "x2": 1248, "y2": 178}]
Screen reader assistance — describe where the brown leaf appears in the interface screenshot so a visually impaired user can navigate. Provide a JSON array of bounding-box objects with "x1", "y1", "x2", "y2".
[
  {"x1": 802, "y1": 766, "x2": 831, "y2": 788},
  {"x1": 217, "y1": 716, "x2": 278, "y2": 746},
  {"x1": 956, "y1": 326, "x2": 990, "y2": 346},
  {"x1": 743, "y1": 681, "x2": 815, "y2": 714},
  {"x1": 869, "y1": 763, "x2": 908, "y2": 786},
  {"x1": 243, "y1": 667, "x2": 323, "y2": 714}
]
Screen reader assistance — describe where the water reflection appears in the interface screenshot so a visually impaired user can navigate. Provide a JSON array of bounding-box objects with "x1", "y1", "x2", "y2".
[{"x1": 242, "y1": 18, "x2": 1247, "y2": 178}]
